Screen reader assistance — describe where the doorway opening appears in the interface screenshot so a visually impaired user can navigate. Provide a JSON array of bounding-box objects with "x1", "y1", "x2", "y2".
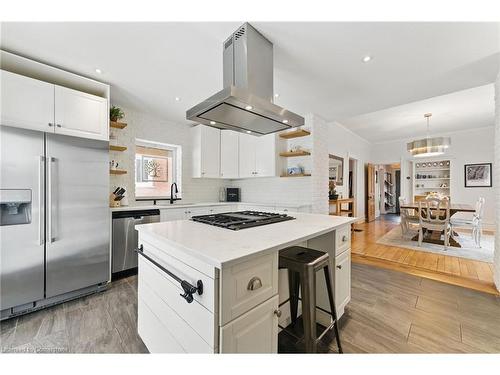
[{"x1": 375, "y1": 163, "x2": 401, "y2": 219}]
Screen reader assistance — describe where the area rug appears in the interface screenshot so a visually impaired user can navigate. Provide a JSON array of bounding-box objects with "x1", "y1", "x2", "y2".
[{"x1": 376, "y1": 226, "x2": 494, "y2": 263}]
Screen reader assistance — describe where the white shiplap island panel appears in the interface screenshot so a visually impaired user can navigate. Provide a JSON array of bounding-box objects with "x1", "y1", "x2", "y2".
[{"x1": 135, "y1": 213, "x2": 356, "y2": 353}]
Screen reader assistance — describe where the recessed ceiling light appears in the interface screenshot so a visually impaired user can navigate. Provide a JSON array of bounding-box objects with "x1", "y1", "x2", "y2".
[
  {"x1": 95, "y1": 68, "x2": 102, "y2": 74},
  {"x1": 282, "y1": 119, "x2": 289, "y2": 124},
  {"x1": 246, "y1": 130, "x2": 252, "y2": 134},
  {"x1": 245, "y1": 105, "x2": 253, "y2": 110},
  {"x1": 274, "y1": 93, "x2": 280, "y2": 98},
  {"x1": 362, "y1": 56, "x2": 372, "y2": 63},
  {"x1": 210, "y1": 121, "x2": 216, "y2": 125},
  {"x1": 175, "y1": 97, "x2": 181, "y2": 102}
]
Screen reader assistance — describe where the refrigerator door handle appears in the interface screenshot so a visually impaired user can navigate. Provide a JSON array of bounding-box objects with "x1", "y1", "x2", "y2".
[
  {"x1": 48, "y1": 156, "x2": 56, "y2": 243},
  {"x1": 39, "y1": 156, "x2": 45, "y2": 245}
]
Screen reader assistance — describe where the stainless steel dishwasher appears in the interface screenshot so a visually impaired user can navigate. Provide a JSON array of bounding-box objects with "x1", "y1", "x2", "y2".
[{"x1": 112, "y1": 209, "x2": 160, "y2": 275}]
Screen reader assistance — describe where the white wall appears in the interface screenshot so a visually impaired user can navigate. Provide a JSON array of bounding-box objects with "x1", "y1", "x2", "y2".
[
  {"x1": 327, "y1": 121, "x2": 372, "y2": 221},
  {"x1": 371, "y1": 126, "x2": 496, "y2": 226},
  {"x1": 109, "y1": 106, "x2": 225, "y2": 205}
]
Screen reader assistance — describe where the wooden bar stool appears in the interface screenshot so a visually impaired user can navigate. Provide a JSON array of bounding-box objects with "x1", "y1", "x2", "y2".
[{"x1": 279, "y1": 246, "x2": 343, "y2": 353}]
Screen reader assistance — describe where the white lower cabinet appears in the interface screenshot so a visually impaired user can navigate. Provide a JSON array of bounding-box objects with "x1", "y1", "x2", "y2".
[
  {"x1": 220, "y1": 295, "x2": 279, "y2": 353},
  {"x1": 334, "y1": 249, "x2": 351, "y2": 316},
  {"x1": 160, "y1": 208, "x2": 187, "y2": 221}
]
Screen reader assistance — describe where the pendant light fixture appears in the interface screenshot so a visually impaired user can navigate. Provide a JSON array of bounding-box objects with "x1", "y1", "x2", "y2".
[{"x1": 407, "y1": 113, "x2": 451, "y2": 158}]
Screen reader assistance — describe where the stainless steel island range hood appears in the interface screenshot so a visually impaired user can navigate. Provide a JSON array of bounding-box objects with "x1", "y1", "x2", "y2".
[{"x1": 186, "y1": 23, "x2": 304, "y2": 135}]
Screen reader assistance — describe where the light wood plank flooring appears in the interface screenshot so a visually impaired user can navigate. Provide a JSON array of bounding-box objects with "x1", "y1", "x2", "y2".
[
  {"x1": 2, "y1": 264, "x2": 500, "y2": 353},
  {"x1": 351, "y1": 215, "x2": 498, "y2": 295}
]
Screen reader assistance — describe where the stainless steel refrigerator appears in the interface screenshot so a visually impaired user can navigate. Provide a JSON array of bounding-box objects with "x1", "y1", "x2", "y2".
[{"x1": 0, "y1": 125, "x2": 109, "y2": 319}]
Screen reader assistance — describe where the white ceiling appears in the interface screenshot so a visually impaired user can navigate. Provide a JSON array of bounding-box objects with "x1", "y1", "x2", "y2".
[
  {"x1": 341, "y1": 83, "x2": 496, "y2": 143},
  {"x1": 1, "y1": 22, "x2": 499, "y2": 138}
]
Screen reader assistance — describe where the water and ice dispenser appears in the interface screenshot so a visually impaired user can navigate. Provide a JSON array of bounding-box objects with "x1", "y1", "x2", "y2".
[{"x1": 0, "y1": 189, "x2": 32, "y2": 226}]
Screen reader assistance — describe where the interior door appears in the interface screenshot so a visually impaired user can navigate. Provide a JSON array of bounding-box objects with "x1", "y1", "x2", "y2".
[
  {"x1": 1, "y1": 70, "x2": 55, "y2": 133},
  {"x1": 0, "y1": 126, "x2": 45, "y2": 310},
  {"x1": 54, "y1": 85, "x2": 108, "y2": 141},
  {"x1": 45, "y1": 133, "x2": 109, "y2": 298},
  {"x1": 366, "y1": 163, "x2": 376, "y2": 222},
  {"x1": 238, "y1": 133, "x2": 256, "y2": 178}
]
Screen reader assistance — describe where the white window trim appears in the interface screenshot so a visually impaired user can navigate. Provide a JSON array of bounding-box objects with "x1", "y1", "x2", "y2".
[{"x1": 135, "y1": 138, "x2": 182, "y2": 199}]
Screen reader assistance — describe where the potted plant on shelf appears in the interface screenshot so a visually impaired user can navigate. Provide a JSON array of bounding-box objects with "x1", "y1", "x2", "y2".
[
  {"x1": 110, "y1": 106, "x2": 125, "y2": 122},
  {"x1": 329, "y1": 180, "x2": 339, "y2": 200}
]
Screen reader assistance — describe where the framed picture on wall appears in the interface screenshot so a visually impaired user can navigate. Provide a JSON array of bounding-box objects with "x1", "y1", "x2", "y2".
[{"x1": 464, "y1": 163, "x2": 492, "y2": 188}]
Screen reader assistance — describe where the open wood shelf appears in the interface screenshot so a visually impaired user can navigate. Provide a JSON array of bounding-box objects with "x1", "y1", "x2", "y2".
[
  {"x1": 415, "y1": 177, "x2": 450, "y2": 181},
  {"x1": 110, "y1": 169, "x2": 127, "y2": 175},
  {"x1": 109, "y1": 145, "x2": 127, "y2": 152},
  {"x1": 279, "y1": 150, "x2": 311, "y2": 157},
  {"x1": 279, "y1": 129, "x2": 311, "y2": 139},
  {"x1": 280, "y1": 173, "x2": 311, "y2": 178},
  {"x1": 110, "y1": 121, "x2": 127, "y2": 129}
]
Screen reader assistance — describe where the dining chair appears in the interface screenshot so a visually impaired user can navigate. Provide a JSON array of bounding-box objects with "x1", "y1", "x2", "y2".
[
  {"x1": 417, "y1": 197, "x2": 452, "y2": 250},
  {"x1": 399, "y1": 197, "x2": 419, "y2": 238},
  {"x1": 450, "y1": 197, "x2": 485, "y2": 247}
]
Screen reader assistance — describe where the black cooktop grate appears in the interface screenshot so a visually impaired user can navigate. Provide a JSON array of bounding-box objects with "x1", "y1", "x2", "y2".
[{"x1": 190, "y1": 210, "x2": 295, "y2": 230}]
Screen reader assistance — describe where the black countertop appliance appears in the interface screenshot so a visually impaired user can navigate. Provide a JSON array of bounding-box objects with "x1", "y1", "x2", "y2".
[{"x1": 226, "y1": 188, "x2": 240, "y2": 202}]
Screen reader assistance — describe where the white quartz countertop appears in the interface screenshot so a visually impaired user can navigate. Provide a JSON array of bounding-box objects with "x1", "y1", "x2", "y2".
[
  {"x1": 136, "y1": 213, "x2": 356, "y2": 268},
  {"x1": 110, "y1": 201, "x2": 309, "y2": 212}
]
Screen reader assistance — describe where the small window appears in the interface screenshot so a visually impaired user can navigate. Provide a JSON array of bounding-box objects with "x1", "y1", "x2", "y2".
[{"x1": 135, "y1": 139, "x2": 182, "y2": 200}]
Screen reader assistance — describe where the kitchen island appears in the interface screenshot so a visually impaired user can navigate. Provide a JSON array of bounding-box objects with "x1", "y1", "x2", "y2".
[{"x1": 135, "y1": 212, "x2": 356, "y2": 353}]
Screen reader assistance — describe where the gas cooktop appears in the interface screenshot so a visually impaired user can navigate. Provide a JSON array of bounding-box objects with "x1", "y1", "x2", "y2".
[{"x1": 190, "y1": 210, "x2": 295, "y2": 230}]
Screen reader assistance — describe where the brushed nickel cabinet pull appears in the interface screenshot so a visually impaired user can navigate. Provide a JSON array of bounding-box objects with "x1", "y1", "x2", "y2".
[
  {"x1": 336, "y1": 265, "x2": 342, "y2": 269},
  {"x1": 247, "y1": 276, "x2": 263, "y2": 291},
  {"x1": 274, "y1": 309, "x2": 282, "y2": 317}
]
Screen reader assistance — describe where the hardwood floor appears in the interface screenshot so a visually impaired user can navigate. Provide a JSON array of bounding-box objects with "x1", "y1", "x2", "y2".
[
  {"x1": 2, "y1": 265, "x2": 500, "y2": 353},
  {"x1": 351, "y1": 215, "x2": 498, "y2": 295}
]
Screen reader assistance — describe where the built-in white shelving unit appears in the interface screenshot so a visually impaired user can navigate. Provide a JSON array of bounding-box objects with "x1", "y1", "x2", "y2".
[{"x1": 413, "y1": 159, "x2": 451, "y2": 201}]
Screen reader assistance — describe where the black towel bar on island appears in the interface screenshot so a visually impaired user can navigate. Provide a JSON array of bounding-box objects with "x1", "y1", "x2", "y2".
[{"x1": 135, "y1": 244, "x2": 203, "y2": 303}]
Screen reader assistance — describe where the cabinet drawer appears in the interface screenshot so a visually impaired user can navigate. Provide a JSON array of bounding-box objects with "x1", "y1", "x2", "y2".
[
  {"x1": 220, "y1": 295, "x2": 278, "y2": 353},
  {"x1": 220, "y1": 252, "x2": 278, "y2": 325},
  {"x1": 138, "y1": 252, "x2": 217, "y2": 345},
  {"x1": 335, "y1": 224, "x2": 351, "y2": 256}
]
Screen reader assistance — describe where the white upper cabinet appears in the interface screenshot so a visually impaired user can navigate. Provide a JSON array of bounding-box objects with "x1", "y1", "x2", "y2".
[
  {"x1": 1, "y1": 70, "x2": 55, "y2": 133},
  {"x1": 192, "y1": 127, "x2": 277, "y2": 179},
  {"x1": 220, "y1": 130, "x2": 239, "y2": 178},
  {"x1": 1, "y1": 70, "x2": 108, "y2": 141},
  {"x1": 191, "y1": 125, "x2": 221, "y2": 178},
  {"x1": 255, "y1": 134, "x2": 277, "y2": 177},
  {"x1": 238, "y1": 133, "x2": 257, "y2": 178},
  {"x1": 54, "y1": 86, "x2": 108, "y2": 141},
  {"x1": 238, "y1": 133, "x2": 276, "y2": 178}
]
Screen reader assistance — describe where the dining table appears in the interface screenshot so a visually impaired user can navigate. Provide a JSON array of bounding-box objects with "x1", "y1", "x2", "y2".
[{"x1": 400, "y1": 202, "x2": 475, "y2": 248}]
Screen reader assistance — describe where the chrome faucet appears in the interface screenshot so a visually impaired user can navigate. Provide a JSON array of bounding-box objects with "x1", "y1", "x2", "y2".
[{"x1": 170, "y1": 182, "x2": 179, "y2": 204}]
